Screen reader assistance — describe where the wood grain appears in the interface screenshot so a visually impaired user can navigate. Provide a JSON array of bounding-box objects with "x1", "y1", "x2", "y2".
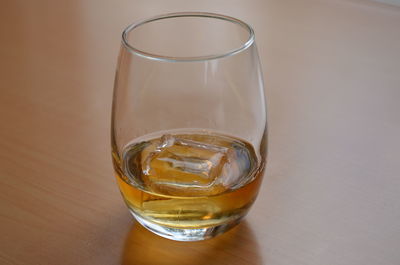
[{"x1": 1, "y1": 0, "x2": 400, "y2": 264}]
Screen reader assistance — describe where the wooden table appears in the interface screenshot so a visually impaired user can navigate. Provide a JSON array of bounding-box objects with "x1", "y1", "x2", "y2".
[{"x1": 1, "y1": 0, "x2": 400, "y2": 264}]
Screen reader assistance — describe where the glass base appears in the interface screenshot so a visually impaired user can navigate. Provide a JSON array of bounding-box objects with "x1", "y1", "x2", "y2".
[{"x1": 129, "y1": 210, "x2": 243, "y2": 241}]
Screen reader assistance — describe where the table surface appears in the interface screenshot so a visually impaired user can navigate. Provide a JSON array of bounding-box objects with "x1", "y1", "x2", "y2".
[{"x1": 1, "y1": 0, "x2": 400, "y2": 264}]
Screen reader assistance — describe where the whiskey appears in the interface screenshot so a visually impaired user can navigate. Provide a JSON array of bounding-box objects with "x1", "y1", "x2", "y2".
[{"x1": 113, "y1": 132, "x2": 264, "y2": 230}]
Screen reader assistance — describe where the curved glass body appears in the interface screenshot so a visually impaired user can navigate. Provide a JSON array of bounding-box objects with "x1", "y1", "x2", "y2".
[{"x1": 112, "y1": 12, "x2": 267, "y2": 241}]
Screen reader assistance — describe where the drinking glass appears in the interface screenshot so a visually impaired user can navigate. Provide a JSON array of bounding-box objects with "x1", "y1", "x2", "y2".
[{"x1": 111, "y1": 12, "x2": 267, "y2": 241}]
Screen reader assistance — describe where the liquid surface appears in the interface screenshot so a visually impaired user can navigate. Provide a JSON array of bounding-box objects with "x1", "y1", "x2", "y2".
[{"x1": 113, "y1": 133, "x2": 264, "y2": 229}]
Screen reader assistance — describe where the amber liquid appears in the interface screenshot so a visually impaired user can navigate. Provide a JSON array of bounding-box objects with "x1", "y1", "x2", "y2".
[{"x1": 113, "y1": 133, "x2": 264, "y2": 229}]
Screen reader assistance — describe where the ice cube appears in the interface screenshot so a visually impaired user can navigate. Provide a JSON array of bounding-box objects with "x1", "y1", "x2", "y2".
[
  {"x1": 142, "y1": 135, "x2": 229, "y2": 188},
  {"x1": 140, "y1": 134, "x2": 254, "y2": 196}
]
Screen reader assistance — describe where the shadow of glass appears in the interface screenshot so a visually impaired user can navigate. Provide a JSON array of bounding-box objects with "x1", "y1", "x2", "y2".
[{"x1": 121, "y1": 220, "x2": 262, "y2": 265}]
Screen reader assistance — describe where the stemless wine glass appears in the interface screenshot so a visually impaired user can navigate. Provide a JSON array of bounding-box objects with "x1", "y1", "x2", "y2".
[{"x1": 111, "y1": 12, "x2": 267, "y2": 241}]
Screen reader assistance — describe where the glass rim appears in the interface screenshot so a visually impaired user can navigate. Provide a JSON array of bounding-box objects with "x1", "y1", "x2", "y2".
[{"x1": 121, "y1": 12, "x2": 255, "y2": 62}]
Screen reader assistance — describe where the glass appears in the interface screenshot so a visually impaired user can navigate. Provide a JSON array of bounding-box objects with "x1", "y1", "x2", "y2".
[{"x1": 111, "y1": 12, "x2": 267, "y2": 241}]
